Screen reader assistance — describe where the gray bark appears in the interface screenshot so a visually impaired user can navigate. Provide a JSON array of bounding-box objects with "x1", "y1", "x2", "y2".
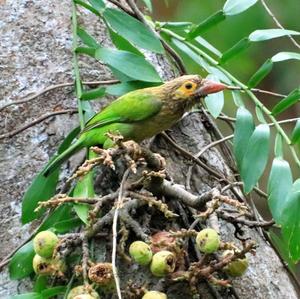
[{"x1": 0, "y1": 0, "x2": 298, "y2": 298}]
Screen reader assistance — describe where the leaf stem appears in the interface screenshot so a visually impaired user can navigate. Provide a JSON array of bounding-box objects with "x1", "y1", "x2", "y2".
[
  {"x1": 161, "y1": 28, "x2": 300, "y2": 168},
  {"x1": 72, "y1": 1, "x2": 85, "y2": 130}
]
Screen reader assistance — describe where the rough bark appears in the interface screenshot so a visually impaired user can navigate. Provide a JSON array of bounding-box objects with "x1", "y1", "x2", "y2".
[{"x1": 0, "y1": 0, "x2": 298, "y2": 298}]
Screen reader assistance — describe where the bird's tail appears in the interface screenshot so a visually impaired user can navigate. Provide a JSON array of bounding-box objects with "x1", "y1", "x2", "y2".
[{"x1": 43, "y1": 140, "x2": 84, "y2": 177}]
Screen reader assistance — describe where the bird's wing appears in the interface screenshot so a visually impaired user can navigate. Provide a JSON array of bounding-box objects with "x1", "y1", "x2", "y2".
[{"x1": 81, "y1": 90, "x2": 162, "y2": 133}]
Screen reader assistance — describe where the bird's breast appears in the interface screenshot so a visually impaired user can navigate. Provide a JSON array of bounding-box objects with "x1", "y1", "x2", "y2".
[{"x1": 130, "y1": 103, "x2": 185, "y2": 141}]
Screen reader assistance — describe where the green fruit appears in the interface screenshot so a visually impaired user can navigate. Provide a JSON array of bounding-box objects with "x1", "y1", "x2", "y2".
[
  {"x1": 142, "y1": 291, "x2": 168, "y2": 299},
  {"x1": 150, "y1": 250, "x2": 176, "y2": 277},
  {"x1": 73, "y1": 295, "x2": 98, "y2": 299},
  {"x1": 32, "y1": 254, "x2": 66, "y2": 276},
  {"x1": 142, "y1": 291, "x2": 167, "y2": 299},
  {"x1": 196, "y1": 228, "x2": 220, "y2": 253},
  {"x1": 67, "y1": 286, "x2": 100, "y2": 299},
  {"x1": 32, "y1": 254, "x2": 53, "y2": 275},
  {"x1": 33, "y1": 231, "x2": 59, "y2": 258},
  {"x1": 223, "y1": 251, "x2": 249, "y2": 277},
  {"x1": 129, "y1": 241, "x2": 153, "y2": 266}
]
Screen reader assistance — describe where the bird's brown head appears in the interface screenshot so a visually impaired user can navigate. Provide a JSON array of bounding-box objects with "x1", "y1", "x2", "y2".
[{"x1": 161, "y1": 75, "x2": 227, "y2": 102}]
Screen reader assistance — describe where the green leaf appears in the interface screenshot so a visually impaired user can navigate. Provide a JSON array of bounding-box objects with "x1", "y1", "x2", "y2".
[
  {"x1": 21, "y1": 166, "x2": 59, "y2": 223},
  {"x1": 106, "y1": 81, "x2": 159, "y2": 96},
  {"x1": 272, "y1": 88, "x2": 300, "y2": 116},
  {"x1": 95, "y1": 47, "x2": 161, "y2": 82},
  {"x1": 9, "y1": 293, "x2": 43, "y2": 299},
  {"x1": 103, "y1": 8, "x2": 164, "y2": 53},
  {"x1": 274, "y1": 133, "x2": 283, "y2": 158},
  {"x1": 247, "y1": 59, "x2": 273, "y2": 88},
  {"x1": 194, "y1": 36, "x2": 222, "y2": 57},
  {"x1": 187, "y1": 10, "x2": 225, "y2": 38},
  {"x1": 9, "y1": 241, "x2": 35, "y2": 280},
  {"x1": 255, "y1": 106, "x2": 267, "y2": 123},
  {"x1": 73, "y1": 150, "x2": 96, "y2": 224},
  {"x1": 232, "y1": 90, "x2": 244, "y2": 107},
  {"x1": 74, "y1": 0, "x2": 100, "y2": 16},
  {"x1": 204, "y1": 75, "x2": 224, "y2": 118},
  {"x1": 220, "y1": 37, "x2": 250, "y2": 63},
  {"x1": 83, "y1": 100, "x2": 96, "y2": 122},
  {"x1": 109, "y1": 29, "x2": 143, "y2": 56},
  {"x1": 41, "y1": 286, "x2": 67, "y2": 298},
  {"x1": 281, "y1": 179, "x2": 300, "y2": 262},
  {"x1": 170, "y1": 38, "x2": 210, "y2": 72},
  {"x1": 39, "y1": 205, "x2": 73, "y2": 231},
  {"x1": 223, "y1": 0, "x2": 258, "y2": 16},
  {"x1": 140, "y1": 0, "x2": 152, "y2": 12},
  {"x1": 233, "y1": 107, "x2": 255, "y2": 170},
  {"x1": 88, "y1": 0, "x2": 105, "y2": 10},
  {"x1": 291, "y1": 119, "x2": 300, "y2": 144},
  {"x1": 110, "y1": 66, "x2": 133, "y2": 82},
  {"x1": 21, "y1": 127, "x2": 80, "y2": 223},
  {"x1": 53, "y1": 217, "x2": 82, "y2": 233},
  {"x1": 267, "y1": 158, "x2": 292, "y2": 223},
  {"x1": 33, "y1": 276, "x2": 48, "y2": 293},
  {"x1": 241, "y1": 124, "x2": 270, "y2": 193},
  {"x1": 207, "y1": 66, "x2": 232, "y2": 84},
  {"x1": 271, "y1": 51, "x2": 300, "y2": 62},
  {"x1": 268, "y1": 230, "x2": 297, "y2": 272},
  {"x1": 81, "y1": 86, "x2": 106, "y2": 101},
  {"x1": 77, "y1": 27, "x2": 99, "y2": 48},
  {"x1": 249, "y1": 29, "x2": 300, "y2": 42}
]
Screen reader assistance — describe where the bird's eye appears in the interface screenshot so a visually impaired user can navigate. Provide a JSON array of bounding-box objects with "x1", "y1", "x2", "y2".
[{"x1": 185, "y1": 83, "x2": 193, "y2": 90}]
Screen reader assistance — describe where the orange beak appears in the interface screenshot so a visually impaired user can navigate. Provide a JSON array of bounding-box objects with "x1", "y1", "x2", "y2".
[{"x1": 196, "y1": 78, "x2": 227, "y2": 97}]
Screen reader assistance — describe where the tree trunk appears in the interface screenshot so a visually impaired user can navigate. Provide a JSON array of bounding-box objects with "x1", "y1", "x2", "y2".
[{"x1": 0, "y1": 1, "x2": 298, "y2": 298}]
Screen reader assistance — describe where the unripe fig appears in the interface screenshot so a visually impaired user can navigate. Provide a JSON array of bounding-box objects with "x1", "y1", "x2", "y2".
[
  {"x1": 67, "y1": 286, "x2": 100, "y2": 299},
  {"x1": 196, "y1": 228, "x2": 220, "y2": 253},
  {"x1": 129, "y1": 241, "x2": 153, "y2": 266},
  {"x1": 142, "y1": 290, "x2": 167, "y2": 299},
  {"x1": 88, "y1": 263, "x2": 114, "y2": 288},
  {"x1": 32, "y1": 254, "x2": 65, "y2": 276},
  {"x1": 150, "y1": 250, "x2": 176, "y2": 277},
  {"x1": 33, "y1": 230, "x2": 59, "y2": 258},
  {"x1": 32, "y1": 254, "x2": 53, "y2": 275},
  {"x1": 74, "y1": 295, "x2": 97, "y2": 299},
  {"x1": 223, "y1": 251, "x2": 249, "y2": 277}
]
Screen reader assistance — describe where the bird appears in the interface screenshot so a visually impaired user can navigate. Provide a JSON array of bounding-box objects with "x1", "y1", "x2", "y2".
[{"x1": 43, "y1": 74, "x2": 226, "y2": 176}]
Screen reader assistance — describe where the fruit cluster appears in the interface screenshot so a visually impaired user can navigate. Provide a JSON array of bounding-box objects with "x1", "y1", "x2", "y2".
[{"x1": 128, "y1": 228, "x2": 249, "y2": 297}]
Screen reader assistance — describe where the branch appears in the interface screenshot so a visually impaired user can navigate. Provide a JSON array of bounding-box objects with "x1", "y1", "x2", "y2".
[
  {"x1": 161, "y1": 28, "x2": 300, "y2": 169},
  {"x1": 107, "y1": 0, "x2": 136, "y2": 17},
  {"x1": 112, "y1": 169, "x2": 130, "y2": 299},
  {"x1": 125, "y1": 0, "x2": 186, "y2": 75},
  {"x1": 218, "y1": 211, "x2": 275, "y2": 228},
  {"x1": 260, "y1": 0, "x2": 300, "y2": 50},
  {"x1": 0, "y1": 80, "x2": 119, "y2": 111},
  {"x1": 82, "y1": 236, "x2": 89, "y2": 286},
  {"x1": 0, "y1": 109, "x2": 78, "y2": 140}
]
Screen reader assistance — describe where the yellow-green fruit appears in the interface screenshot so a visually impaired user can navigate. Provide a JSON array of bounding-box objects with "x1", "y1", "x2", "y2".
[
  {"x1": 67, "y1": 286, "x2": 100, "y2": 299},
  {"x1": 223, "y1": 251, "x2": 249, "y2": 277},
  {"x1": 32, "y1": 254, "x2": 54, "y2": 275},
  {"x1": 32, "y1": 254, "x2": 65, "y2": 276},
  {"x1": 196, "y1": 228, "x2": 220, "y2": 253},
  {"x1": 33, "y1": 231, "x2": 59, "y2": 258},
  {"x1": 73, "y1": 295, "x2": 98, "y2": 299},
  {"x1": 142, "y1": 291, "x2": 167, "y2": 299},
  {"x1": 129, "y1": 241, "x2": 153, "y2": 266},
  {"x1": 150, "y1": 250, "x2": 176, "y2": 277}
]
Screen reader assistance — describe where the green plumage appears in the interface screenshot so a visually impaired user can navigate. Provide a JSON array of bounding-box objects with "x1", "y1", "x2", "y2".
[{"x1": 43, "y1": 75, "x2": 218, "y2": 176}]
